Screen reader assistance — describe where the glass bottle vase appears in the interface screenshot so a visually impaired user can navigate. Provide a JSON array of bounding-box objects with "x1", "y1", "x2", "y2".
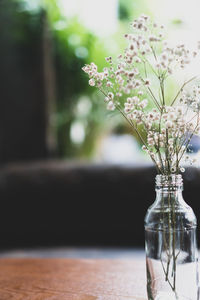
[{"x1": 144, "y1": 174, "x2": 199, "y2": 300}]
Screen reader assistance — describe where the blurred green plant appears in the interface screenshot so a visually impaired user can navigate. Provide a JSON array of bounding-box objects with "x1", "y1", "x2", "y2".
[
  {"x1": 2, "y1": 0, "x2": 153, "y2": 159},
  {"x1": 3, "y1": 0, "x2": 110, "y2": 159},
  {"x1": 53, "y1": 22, "x2": 110, "y2": 158},
  {"x1": 42, "y1": 0, "x2": 140, "y2": 158},
  {"x1": 47, "y1": 19, "x2": 110, "y2": 157},
  {"x1": 118, "y1": 0, "x2": 147, "y2": 22},
  {"x1": 43, "y1": 0, "x2": 149, "y2": 158}
]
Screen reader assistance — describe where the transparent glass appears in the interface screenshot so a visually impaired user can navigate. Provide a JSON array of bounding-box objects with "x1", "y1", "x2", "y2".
[{"x1": 144, "y1": 174, "x2": 199, "y2": 300}]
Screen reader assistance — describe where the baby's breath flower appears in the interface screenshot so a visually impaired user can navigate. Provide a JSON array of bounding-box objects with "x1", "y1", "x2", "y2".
[
  {"x1": 155, "y1": 63, "x2": 161, "y2": 69},
  {"x1": 83, "y1": 14, "x2": 200, "y2": 174},
  {"x1": 140, "y1": 99, "x2": 148, "y2": 109},
  {"x1": 149, "y1": 35, "x2": 160, "y2": 42},
  {"x1": 144, "y1": 79, "x2": 151, "y2": 86},
  {"x1": 89, "y1": 79, "x2": 95, "y2": 86},
  {"x1": 107, "y1": 101, "x2": 115, "y2": 111},
  {"x1": 148, "y1": 137, "x2": 155, "y2": 146},
  {"x1": 166, "y1": 120, "x2": 173, "y2": 128},
  {"x1": 135, "y1": 56, "x2": 142, "y2": 63},
  {"x1": 134, "y1": 80, "x2": 141, "y2": 88},
  {"x1": 108, "y1": 92, "x2": 114, "y2": 100},
  {"x1": 106, "y1": 81, "x2": 112, "y2": 87},
  {"x1": 132, "y1": 96, "x2": 140, "y2": 104}
]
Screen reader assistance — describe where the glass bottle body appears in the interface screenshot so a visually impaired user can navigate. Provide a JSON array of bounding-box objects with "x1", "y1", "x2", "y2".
[{"x1": 144, "y1": 175, "x2": 199, "y2": 300}]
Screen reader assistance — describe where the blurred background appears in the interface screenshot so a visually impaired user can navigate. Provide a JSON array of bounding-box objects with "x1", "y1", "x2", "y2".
[{"x1": 0, "y1": 0, "x2": 200, "y2": 257}]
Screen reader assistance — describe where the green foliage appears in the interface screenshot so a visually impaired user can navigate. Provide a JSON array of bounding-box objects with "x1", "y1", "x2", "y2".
[
  {"x1": 46, "y1": 0, "x2": 151, "y2": 157},
  {"x1": 50, "y1": 18, "x2": 109, "y2": 157},
  {"x1": 2, "y1": 0, "x2": 159, "y2": 159},
  {"x1": 118, "y1": 0, "x2": 148, "y2": 22},
  {"x1": 11, "y1": 0, "x2": 110, "y2": 158}
]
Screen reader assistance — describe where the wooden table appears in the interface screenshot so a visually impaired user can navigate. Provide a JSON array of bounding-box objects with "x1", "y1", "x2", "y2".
[{"x1": 0, "y1": 259, "x2": 147, "y2": 299}]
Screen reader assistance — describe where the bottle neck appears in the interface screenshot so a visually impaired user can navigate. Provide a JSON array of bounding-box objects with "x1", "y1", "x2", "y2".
[
  {"x1": 155, "y1": 174, "x2": 184, "y2": 206},
  {"x1": 155, "y1": 187, "x2": 183, "y2": 205}
]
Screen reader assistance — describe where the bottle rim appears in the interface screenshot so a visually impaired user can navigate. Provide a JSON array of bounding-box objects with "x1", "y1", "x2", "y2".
[{"x1": 156, "y1": 174, "x2": 183, "y2": 188}]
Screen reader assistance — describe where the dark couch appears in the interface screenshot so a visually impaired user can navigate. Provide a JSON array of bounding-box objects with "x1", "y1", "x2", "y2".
[{"x1": 0, "y1": 161, "x2": 199, "y2": 249}]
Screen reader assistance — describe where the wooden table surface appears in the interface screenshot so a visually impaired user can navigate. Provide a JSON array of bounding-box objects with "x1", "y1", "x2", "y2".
[{"x1": 0, "y1": 258, "x2": 147, "y2": 300}]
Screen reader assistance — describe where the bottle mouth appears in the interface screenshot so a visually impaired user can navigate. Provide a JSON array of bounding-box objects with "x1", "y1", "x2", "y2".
[{"x1": 156, "y1": 174, "x2": 183, "y2": 188}]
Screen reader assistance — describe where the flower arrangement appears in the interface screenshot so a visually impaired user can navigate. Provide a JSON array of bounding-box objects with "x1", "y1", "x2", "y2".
[
  {"x1": 82, "y1": 15, "x2": 200, "y2": 299},
  {"x1": 82, "y1": 14, "x2": 200, "y2": 175}
]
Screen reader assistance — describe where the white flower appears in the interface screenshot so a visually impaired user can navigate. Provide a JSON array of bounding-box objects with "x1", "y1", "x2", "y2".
[
  {"x1": 166, "y1": 120, "x2": 173, "y2": 128},
  {"x1": 155, "y1": 63, "x2": 161, "y2": 69},
  {"x1": 161, "y1": 52, "x2": 168, "y2": 61},
  {"x1": 167, "y1": 68, "x2": 173, "y2": 74},
  {"x1": 89, "y1": 79, "x2": 95, "y2": 86},
  {"x1": 187, "y1": 123, "x2": 194, "y2": 131},
  {"x1": 126, "y1": 97, "x2": 133, "y2": 104},
  {"x1": 124, "y1": 107, "x2": 131, "y2": 113},
  {"x1": 128, "y1": 72, "x2": 135, "y2": 78},
  {"x1": 106, "y1": 81, "x2": 112, "y2": 87},
  {"x1": 149, "y1": 35, "x2": 159, "y2": 42},
  {"x1": 98, "y1": 73, "x2": 104, "y2": 81},
  {"x1": 105, "y1": 56, "x2": 112, "y2": 62},
  {"x1": 139, "y1": 99, "x2": 148, "y2": 109},
  {"x1": 134, "y1": 80, "x2": 141, "y2": 88},
  {"x1": 148, "y1": 112, "x2": 154, "y2": 119},
  {"x1": 140, "y1": 14, "x2": 149, "y2": 21},
  {"x1": 82, "y1": 65, "x2": 90, "y2": 73},
  {"x1": 154, "y1": 113, "x2": 160, "y2": 121},
  {"x1": 91, "y1": 62, "x2": 97, "y2": 70},
  {"x1": 168, "y1": 112, "x2": 176, "y2": 120},
  {"x1": 127, "y1": 113, "x2": 133, "y2": 120},
  {"x1": 97, "y1": 82, "x2": 102, "y2": 87},
  {"x1": 147, "y1": 137, "x2": 154, "y2": 146},
  {"x1": 176, "y1": 106, "x2": 183, "y2": 115},
  {"x1": 159, "y1": 142, "x2": 164, "y2": 147},
  {"x1": 144, "y1": 79, "x2": 151, "y2": 86},
  {"x1": 132, "y1": 96, "x2": 140, "y2": 104},
  {"x1": 133, "y1": 68, "x2": 139, "y2": 75},
  {"x1": 108, "y1": 92, "x2": 114, "y2": 99},
  {"x1": 107, "y1": 101, "x2": 115, "y2": 111},
  {"x1": 142, "y1": 145, "x2": 147, "y2": 151},
  {"x1": 135, "y1": 56, "x2": 142, "y2": 63},
  {"x1": 116, "y1": 92, "x2": 122, "y2": 97}
]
